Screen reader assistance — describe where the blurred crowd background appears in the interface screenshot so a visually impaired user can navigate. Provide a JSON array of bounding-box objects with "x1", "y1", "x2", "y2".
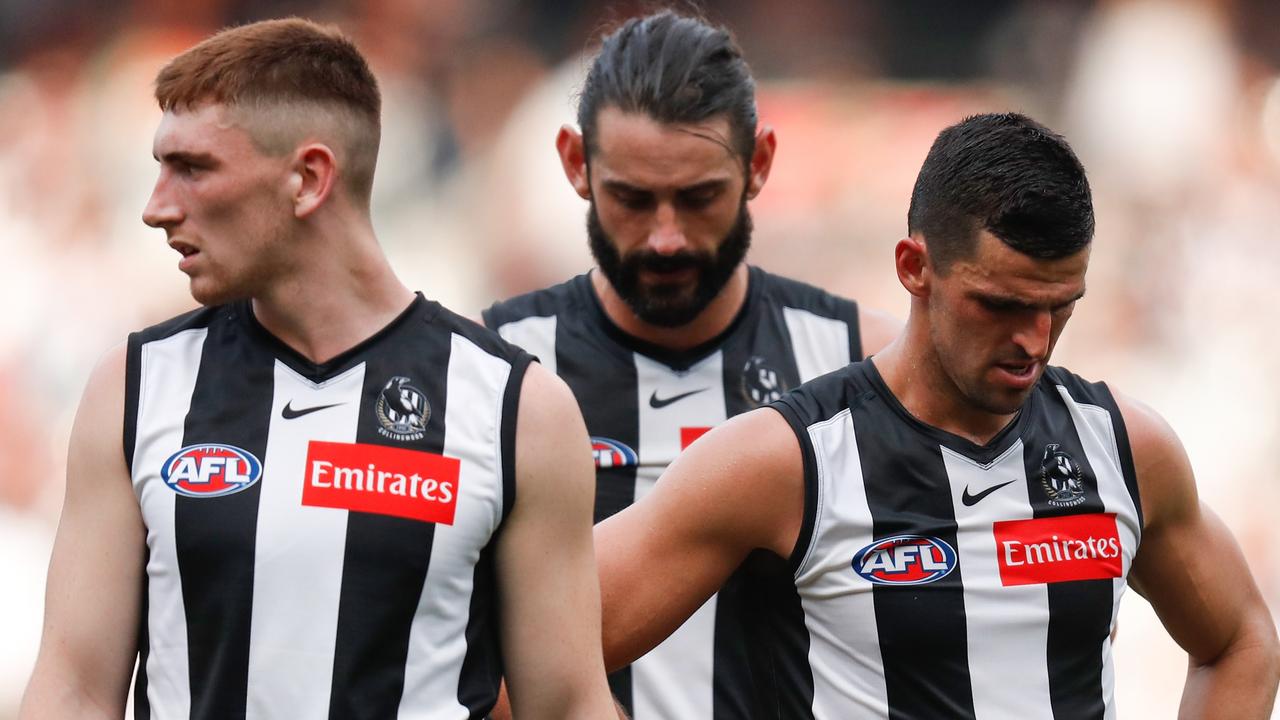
[{"x1": 2, "y1": 0, "x2": 1279, "y2": 716}]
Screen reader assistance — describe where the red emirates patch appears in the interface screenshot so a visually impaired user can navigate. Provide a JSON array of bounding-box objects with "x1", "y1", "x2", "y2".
[
  {"x1": 681, "y1": 426, "x2": 712, "y2": 449},
  {"x1": 303, "y1": 441, "x2": 461, "y2": 525},
  {"x1": 993, "y1": 513, "x2": 1123, "y2": 586}
]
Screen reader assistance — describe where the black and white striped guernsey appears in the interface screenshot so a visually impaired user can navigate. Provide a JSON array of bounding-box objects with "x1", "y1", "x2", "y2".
[
  {"x1": 483, "y1": 266, "x2": 864, "y2": 720},
  {"x1": 123, "y1": 294, "x2": 530, "y2": 720},
  {"x1": 766, "y1": 359, "x2": 1143, "y2": 719}
]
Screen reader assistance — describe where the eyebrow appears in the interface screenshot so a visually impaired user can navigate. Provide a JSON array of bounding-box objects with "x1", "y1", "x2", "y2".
[
  {"x1": 975, "y1": 288, "x2": 1087, "y2": 311},
  {"x1": 600, "y1": 178, "x2": 731, "y2": 195},
  {"x1": 154, "y1": 150, "x2": 219, "y2": 166}
]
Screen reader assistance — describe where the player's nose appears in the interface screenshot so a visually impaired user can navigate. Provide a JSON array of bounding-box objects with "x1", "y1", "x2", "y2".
[
  {"x1": 646, "y1": 203, "x2": 687, "y2": 255},
  {"x1": 1012, "y1": 310, "x2": 1052, "y2": 359},
  {"x1": 142, "y1": 174, "x2": 183, "y2": 229}
]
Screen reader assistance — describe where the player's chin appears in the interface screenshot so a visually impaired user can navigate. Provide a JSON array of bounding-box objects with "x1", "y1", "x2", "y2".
[{"x1": 188, "y1": 277, "x2": 244, "y2": 307}]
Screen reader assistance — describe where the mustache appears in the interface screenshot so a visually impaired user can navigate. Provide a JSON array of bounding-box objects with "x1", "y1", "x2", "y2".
[{"x1": 630, "y1": 251, "x2": 704, "y2": 274}]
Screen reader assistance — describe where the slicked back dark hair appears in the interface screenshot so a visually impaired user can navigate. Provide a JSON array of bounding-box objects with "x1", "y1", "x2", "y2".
[
  {"x1": 578, "y1": 10, "x2": 757, "y2": 165},
  {"x1": 907, "y1": 113, "x2": 1094, "y2": 271}
]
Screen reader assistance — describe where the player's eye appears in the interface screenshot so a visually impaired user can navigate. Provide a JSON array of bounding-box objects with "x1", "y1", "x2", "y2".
[
  {"x1": 613, "y1": 190, "x2": 654, "y2": 211},
  {"x1": 677, "y1": 187, "x2": 720, "y2": 210}
]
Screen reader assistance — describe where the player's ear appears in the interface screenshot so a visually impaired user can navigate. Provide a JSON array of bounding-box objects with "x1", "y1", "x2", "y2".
[
  {"x1": 745, "y1": 125, "x2": 776, "y2": 200},
  {"x1": 556, "y1": 125, "x2": 591, "y2": 200},
  {"x1": 896, "y1": 235, "x2": 932, "y2": 299},
  {"x1": 292, "y1": 143, "x2": 338, "y2": 218}
]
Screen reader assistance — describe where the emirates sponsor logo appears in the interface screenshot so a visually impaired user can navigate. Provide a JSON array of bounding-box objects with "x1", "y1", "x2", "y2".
[
  {"x1": 302, "y1": 441, "x2": 460, "y2": 524},
  {"x1": 994, "y1": 513, "x2": 1123, "y2": 586},
  {"x1": 680, "y1": 426, "x2": 712, "y2": 449}
]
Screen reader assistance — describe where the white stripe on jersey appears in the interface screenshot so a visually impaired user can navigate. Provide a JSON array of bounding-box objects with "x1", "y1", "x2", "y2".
[
  {"x1": 244, "y1": 361, "x2": 365, "y2": 720},
  {"x1": 630, "y1": 351, "x2": 728, "y2": 720},
  {"x1": 1054, "y1": 386, "x2": 1142, "y2": 720},
  {"x1": 134, "y1": 328, "x2": 208, "y2": 719},
  {"x1": 941, "y1": 442, "x2": 1054, "y2": 720},
  {"x1": 783, "y1": 307, "x2": 852, "y2": 383},
  {"x1": 796, "y1": 408, "x2": 889, "y2": 718},
  {"x1": 495, "y1": 315, "x2": 557, "y2": 376},
  {"x1": 397, "y1": 333, "x2": 511, "y2": 719}
]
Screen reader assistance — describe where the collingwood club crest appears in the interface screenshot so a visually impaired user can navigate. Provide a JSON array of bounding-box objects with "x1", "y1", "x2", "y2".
[
  {"x1": 376, "y1": 376, "x2": 429, "y2": 441},
  {"x1": 741, "y1": 355, "x2": 787, "y2": 407},
  {"x1": 1039, "y1": 443, "x2": 1086, "y2": 508}
]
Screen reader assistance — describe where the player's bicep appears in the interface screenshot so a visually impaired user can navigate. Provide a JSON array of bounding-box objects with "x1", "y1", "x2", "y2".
[
  {"x1": 24, "y1": 344, "x2": 145, "y2": 717},
  {"x1": 495, "y1": 363, "x2": 612, "y2": 717},
  {"x1": 596, "y1": 406, "x2": 805, "y2": 670},
  {"x1": 1122, "y1": 394, "x2": 1271, "y2": 665}
]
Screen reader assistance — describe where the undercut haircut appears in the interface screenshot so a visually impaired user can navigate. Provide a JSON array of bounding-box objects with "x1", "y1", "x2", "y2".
[
  {"x1": 154, "y1": 17, "x2": 381, "y2": 204},
  {"x1": 578, "y1": 10, "x2": 758, "y2": 166},
  {"x1": 907, "y1": 112, "x2": 1094, "y2": 272}
]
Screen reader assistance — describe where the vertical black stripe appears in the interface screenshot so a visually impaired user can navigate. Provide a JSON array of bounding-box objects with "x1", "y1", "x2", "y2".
[
  {"x1": 733, "y1": 394, "x2": 821, "y2": 719},
  {"x1": 498, "y1": 354, "x2": 531, "y2": 522},
  {"x1": 1096, "y1": 383, "x2": 1143, "y2": 529},
  {"x1": 457, "y1": 542, "x2": 502, "y2": 718},
  {"x1": 855, "y1": 398, "x2": 976, "y2": 720},
  {"x1": 456, "y1": 354, "x2": 529, "y2": 716},
  {"x1": 711, "y1": 325, "x2": 811, "y2": 720},
  {"x1": 1023, "y1": 392, "x2": 1111, "y2": 720},
  {"x1": 125, "y1": 335, "x2": 147, "y2": 719},
  {"x1": 556, "y1": 320, "x2": 638, "y2": 713},
  {"x1": 327, "y1": 334, "x2": 452, "y2": 719},
  {"x1": 133, "y1": 543, "x2": 151, "y2": 720},
  {"x1": 845, "y1": 301, "x2": 863, "y2": 361},
  {"x1": 124, "y1": 334, "x2": 142, "y2": 471},
  {"x1": 177, "y1": 314, "x2": 275, "y2": 720}
]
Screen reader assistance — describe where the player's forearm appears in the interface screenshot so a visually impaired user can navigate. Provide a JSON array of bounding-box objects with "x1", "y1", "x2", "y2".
[
  {"x1": 1178, "y1": 618, "x2": 1280, "y2": 720},
  {"x1": 20, "y1": 671, "x2": 125, "y2": 720}
]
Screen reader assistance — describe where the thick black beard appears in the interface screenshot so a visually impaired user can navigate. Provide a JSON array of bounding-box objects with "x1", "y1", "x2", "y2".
[{"x1": 587, "y1": 201, "x2": 752, "y2": 328}]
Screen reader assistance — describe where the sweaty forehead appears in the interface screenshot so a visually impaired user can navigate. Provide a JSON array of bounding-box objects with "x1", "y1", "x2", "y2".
[{"x1": 589, "y1": 106, "x2": 742, "y2": 190}]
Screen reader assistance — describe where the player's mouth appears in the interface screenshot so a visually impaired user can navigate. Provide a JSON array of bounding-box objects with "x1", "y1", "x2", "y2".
[
  {"x1": 170, "y1": 240, "x2": 200, "y2": 270},
  {"x1": 993, "y1": 360, "x2": 1039, "y2": 390}
]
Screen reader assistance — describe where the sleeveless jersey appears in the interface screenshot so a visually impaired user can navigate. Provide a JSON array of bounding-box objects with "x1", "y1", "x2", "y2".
[
  {"x1": 766, "y1": 360, "x2": 1144, "y2": 719},
  {"x1": 123, "y1": 295, "x2": 530, "y2": 720},
  {"x1": 483, "y1": 266, "x2": 864, "y2": 720}
]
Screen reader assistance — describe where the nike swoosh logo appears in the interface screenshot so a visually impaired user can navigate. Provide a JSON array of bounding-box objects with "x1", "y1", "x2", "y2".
[
  {"x1": 648, "y1": 387, "x2": 709, "y2": 409},
  {"x1": 281, "y1": 401, "x2": 343, "y2": 420},
  {"x1": 961, "y1": 479, "x2": 1017, "y2": 506}
]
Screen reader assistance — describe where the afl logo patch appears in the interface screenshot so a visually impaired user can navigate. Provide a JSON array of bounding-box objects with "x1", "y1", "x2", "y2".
[
  {"x1": 376, "y1": 376, "x2": 429, "y2": 441},
  {"x1": 1039, "y1": 443, "x2": 1086, "y2": 508},
  {"x1": 853, "y1": 535, "x2": 957, "y2": 586},
  {"x1": 161, "y1": 444, "x2": 263, "y2": 498},
  {"x1": 741, "y1": 355, "x2": 787, "y2": 407},
  {"x1": 591, "y1": 437, "x2": 637, "y2": 469}
]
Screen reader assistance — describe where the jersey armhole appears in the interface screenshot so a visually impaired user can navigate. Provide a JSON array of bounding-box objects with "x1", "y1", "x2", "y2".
[
  {"x1": 123, "y1": 333, "x2": 143, "y2": 473},
  {"x1": 767, "y1": 402, "x2": 820, "y2": 577},
  {"x1": 1099, "y1": 381, "x2": 1143, "y2": 531},
  {"x1": 498, "y1": 352, "x2": 535, "y2": 525}
]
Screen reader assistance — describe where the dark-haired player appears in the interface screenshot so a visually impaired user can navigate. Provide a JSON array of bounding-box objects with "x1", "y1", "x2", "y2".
[
  {"x1": 21, "y1": 18, "x2": 615, "y2": 720},
  {"x1": 595, "y1": 113, "x2": 1280, "y2": 717},
  {"x1": 484, "y1": 11, "x2": 897, "y2": 719}
]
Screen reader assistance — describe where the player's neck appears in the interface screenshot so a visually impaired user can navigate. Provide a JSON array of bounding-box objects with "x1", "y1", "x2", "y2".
[
  {"x1": 872, "y1": 328, "x2": 1021, "y2": 446},
  {"x1": 591, "y1": 263, "x2": 749, "y2": 352},
  {"x1": 250, "y1": 218, "x2": 415, "y2": 364}
]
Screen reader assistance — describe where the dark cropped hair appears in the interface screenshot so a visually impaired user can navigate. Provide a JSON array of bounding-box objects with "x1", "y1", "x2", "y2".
[
  {"x1": 907, "y1": 113, "x2": 1094, "y2": 271},
  {"x1": 578, "y1": 10, "x2": 758, "y2": 165}
]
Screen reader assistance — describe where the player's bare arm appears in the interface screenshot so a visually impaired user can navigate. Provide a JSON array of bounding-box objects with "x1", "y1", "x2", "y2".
[
  {"x1": 595, "y1": 406, "x2": 805, "y2": 671},
  {"x1": 496, "y1": 362, "x2": 617, "y2": 719},
  {"x1": 1121, "y1": 392, "x2": 1280, "y2": 719},
  {"x1": 21, "y1": 345, "x2": 145, "y2": 719}
]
